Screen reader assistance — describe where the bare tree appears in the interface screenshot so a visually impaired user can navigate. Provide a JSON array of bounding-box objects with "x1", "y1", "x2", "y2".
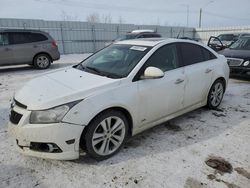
[
  {"x1": 60, "y1": 10, "x2": 78, "y2": 21},
  {"x1": 86, "y1": 13, "x2": 100, "y2": 24},
  {"x1": 102, "y1": 14, "x2": 112, "y2": 24},
  {"x1": 118, "y1": 16, "x2": 125, "y2": 24}
]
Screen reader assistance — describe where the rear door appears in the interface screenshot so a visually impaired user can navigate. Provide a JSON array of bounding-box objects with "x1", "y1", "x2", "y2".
[
  {"x1": 0, "y1": 32, "x2": 15, "y2": 65},
  {"x1": 178, "y1": 43, "x2": 216, "y2": 108},
  {"x1": 8, "y1": 32, "x2": 47, "y2": 64}
]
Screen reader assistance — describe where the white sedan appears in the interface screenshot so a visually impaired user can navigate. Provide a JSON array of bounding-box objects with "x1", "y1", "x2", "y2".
[{"x1": 8, "y1": 38, "x2": 229, "y2": 160}]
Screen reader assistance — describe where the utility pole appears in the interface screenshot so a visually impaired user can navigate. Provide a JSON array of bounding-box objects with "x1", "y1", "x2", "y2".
[
  {"x1": 181, "y1": 4, "x2": 189, "y2": 27},
  {"x1": 199, "y1": 8, "x2": 202, "y2": 28},
  {"x1": 199, "y1": 1, "x2": 214, "y2": 28}
]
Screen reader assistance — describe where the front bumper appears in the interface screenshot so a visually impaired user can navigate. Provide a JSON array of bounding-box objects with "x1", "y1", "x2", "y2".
[
  {"x1": 229, "y1": 66, "x2": 250, "y2": 75},
  {"x1": 8, "y1": 105, "x2": 85, "y2": 160}
]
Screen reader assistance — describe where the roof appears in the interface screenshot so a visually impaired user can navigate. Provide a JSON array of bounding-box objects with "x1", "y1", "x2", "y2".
[
  {"x1": 131, "y1": 29, "x2": 155, "y2": 34},
  {"x1": 115, "y1": 38, "x2": 200, "y2": 47}
]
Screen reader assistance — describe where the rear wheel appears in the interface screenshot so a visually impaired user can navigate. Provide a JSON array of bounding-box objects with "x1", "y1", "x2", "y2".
[
  {"x1": 82, "y1": 110, "x2": 128, "y2": 160},
  {"x1": 33, "y1": 54, "x2": 51, "y2": 69},
  {"x1": 207, "y1": 79, "x2": 225, "y2": 109}
]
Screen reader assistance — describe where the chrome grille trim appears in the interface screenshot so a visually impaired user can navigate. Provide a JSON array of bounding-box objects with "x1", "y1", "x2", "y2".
[{"x1": 227, "y1": 58, "x2": 244, "y2": 67}]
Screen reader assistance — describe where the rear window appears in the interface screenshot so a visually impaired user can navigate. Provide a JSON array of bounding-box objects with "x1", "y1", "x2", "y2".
[
  {"x1": 201, "y1": 47, "x2": 217, "y2": 61},
  {"x1": 29, "y1": 33, "x2": 48, "y2": 42},
  {"x1": 8, "y1": 32, "x2": 48, "y2": 45}
]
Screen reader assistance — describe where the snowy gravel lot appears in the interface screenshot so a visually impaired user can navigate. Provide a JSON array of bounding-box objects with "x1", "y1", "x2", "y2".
[{"x1": 0, "y1": 54, "x2": 249, "y2": 188}]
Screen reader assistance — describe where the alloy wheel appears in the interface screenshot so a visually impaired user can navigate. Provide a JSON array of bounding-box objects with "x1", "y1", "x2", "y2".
[
  {"x1": 37, "y1": 56, "x2": 50, "y2": 68},
  {"x1": 210, "y1": 82, "x2": 224, "y2": 107},
  {"x1": 92, "y1": 116, "x2": 126, "y2": 156}
]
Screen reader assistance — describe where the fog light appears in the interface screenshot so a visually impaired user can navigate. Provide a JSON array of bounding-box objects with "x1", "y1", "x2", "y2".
[
  {"x1": 30, "y1": 142, "x2": 62, "y2": 153},
  {"x1": 243, "y1": 61, "x2": 249, "y2": 66}
]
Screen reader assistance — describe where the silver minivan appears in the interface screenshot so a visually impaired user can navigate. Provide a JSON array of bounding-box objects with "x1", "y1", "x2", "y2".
[{"x1": 0, "y1": 29, "x2": 60, "y2": 69}]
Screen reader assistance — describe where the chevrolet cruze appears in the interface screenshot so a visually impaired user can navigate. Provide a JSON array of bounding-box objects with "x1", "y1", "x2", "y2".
[{"x1": 8, "y1": 38, "x2": 229, "y2": 160}]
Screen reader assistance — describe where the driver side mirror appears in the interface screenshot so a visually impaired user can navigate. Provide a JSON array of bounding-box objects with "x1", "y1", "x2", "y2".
[{"x1": 141, "y1": 66, "x2": 164, "y2": 80}]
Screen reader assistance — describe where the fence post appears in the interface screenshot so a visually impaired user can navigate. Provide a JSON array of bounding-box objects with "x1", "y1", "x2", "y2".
[
  {"x1": 60, "y1": 23, "x2": 65, "y2": 54},
  {"x1": 92, "y1": 25, "x2": 96, "y2": 52},
  {"x1": 170, "y1": 27, "x2": 173, "y2": 38},
  {"x1": 116, "y1": 25, "x2": 120, "y2": 38},
  {"x1": 23, "y1": 23, "x2": 27, "y2": 29}
]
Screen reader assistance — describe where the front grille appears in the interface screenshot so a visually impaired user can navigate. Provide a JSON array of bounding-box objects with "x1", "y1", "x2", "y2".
[
  {"x1": 10, "y1": 110, "x2": 23, "y2": 124},
  {"x1": 227, "y1": 58, "x2": 244, "y2": 67},
  {"x1": 14, "y1": 99, "x2": 27, "y2": 109}
]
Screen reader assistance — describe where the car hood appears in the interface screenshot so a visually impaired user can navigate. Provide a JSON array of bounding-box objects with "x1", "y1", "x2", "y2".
[
  {"x1": 218, "y1": 49, "x2": 250, "y2": 59},
  {"x1": 15, "y1": 68, "x2": 120, "y2": 110}
]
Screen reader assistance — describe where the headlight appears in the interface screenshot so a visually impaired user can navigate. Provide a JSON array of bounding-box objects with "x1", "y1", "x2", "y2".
[
  {"x1": 243, "y1": 61, "x2": 249, "y2": 66},
  {"x1": 30, "y1": 100, "x2": 81, "y2": 124}
]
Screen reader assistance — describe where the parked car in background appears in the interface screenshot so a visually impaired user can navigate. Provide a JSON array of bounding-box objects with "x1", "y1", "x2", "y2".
[
  {"x1": 105, "y1": 30, "x2": 162, "y2": 46},
  {"x1": 116, "y1": 30, "x2": 162, "y2": 41},
  {"x1": 179, "y1": 37, "x2": 199, "y2": 42},
  {"x1": 218, "y1": 36, "x2": 250, "y2": 76},
  {"x1": 0, "y1": 29, "x2": 60, "y2": 69},
  {"x1": 9, "y1": 38, "x2": 229, "y2": 160},
  {"x1": 208, "y1": 33, "x2": 250, "y2": 51}
]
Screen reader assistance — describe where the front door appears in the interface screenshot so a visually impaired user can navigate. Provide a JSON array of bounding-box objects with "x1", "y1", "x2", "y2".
[{"x1": 136, "y1": 44, "x2": 185, "y2": 127}]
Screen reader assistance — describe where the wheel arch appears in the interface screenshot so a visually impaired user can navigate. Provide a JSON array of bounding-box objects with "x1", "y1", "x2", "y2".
[
  {"x1": 33, "y1": 52, "x2": 53, "y2": 64},
  {"x1": 79, "y1": 106, "x2": 134, "y2": 150},
  {"x1": 213, "y1": 77, "x2": 227, "y2": 92}
]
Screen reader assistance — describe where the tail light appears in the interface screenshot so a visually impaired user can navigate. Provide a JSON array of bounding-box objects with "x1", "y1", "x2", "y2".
[{"x1": 52, "y1": 40, "x2": 58, "y2": 48}]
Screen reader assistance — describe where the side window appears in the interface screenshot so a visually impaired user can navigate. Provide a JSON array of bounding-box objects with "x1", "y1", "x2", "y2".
[
  {"x1": 0, "y1": 33, "x2": 9, "y2": 45},
  {"x1": 30, "y1": 33, "x2": 48, "y2": 42},
  {"x1": 180, "y1": 43, "x2": 204, "y2": 66},
  {"x1": 142, "y1": 34, "x2": 152, "y2": 38},
  {"x1": 201, "y1": 47, "x2": 217, "y2": 61},
  {"x1": 143, "y1": 44, "x2": 178, "y2": 72},
  {"x1": 152, "y1": 34, "x2": 161, "y2": 38},
  {"x1": 8, "y1": 32, "x2": 31, "y2": 45},
  {"x1": 137, "y1": 34, "x2": 145, "y2": 38}
]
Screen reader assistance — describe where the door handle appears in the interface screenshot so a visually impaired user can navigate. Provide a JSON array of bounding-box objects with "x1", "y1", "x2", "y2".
[
  {"x1": 175, "y1": 78, "x2": 184, "y2": 84},
  {"x1": 205, "y1": 68, "x2": 212, "y2": 73},
  {"x1": 33, "y1": 45, "x2": 38, "y2": 48}
]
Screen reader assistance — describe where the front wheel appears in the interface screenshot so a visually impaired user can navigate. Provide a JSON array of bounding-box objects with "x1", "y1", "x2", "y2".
[
  {"x1": 207, "y1": 80, "x2": 225, "y2": 109},
  {"x1": 83, "y1": 110, "x2": 128, "y2": 160}
]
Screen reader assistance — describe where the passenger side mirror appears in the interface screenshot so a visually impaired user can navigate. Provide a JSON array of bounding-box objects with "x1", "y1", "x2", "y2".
[{"x1": 141, "y1": 67, "x2": 164, "y2": 79}]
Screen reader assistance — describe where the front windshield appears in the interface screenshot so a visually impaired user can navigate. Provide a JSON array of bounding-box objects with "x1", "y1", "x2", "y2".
[
  {"x1": 76, "y1": 44, "x2": 151, "y2": 78},
  {"x1": 229, "y1": 37, "x2": 250, "y2": 50},
  {"x1": 218, "y1": 34, "x2": 235, "y2": 41}
]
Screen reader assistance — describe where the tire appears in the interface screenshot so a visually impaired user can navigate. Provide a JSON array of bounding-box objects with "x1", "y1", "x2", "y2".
[
  {"x1": 82, "y1": 110, "x2": 128, "y2": 160},
  {"x1": 33, "y1": 54, "x2": 51, "y2": 69},
  {"x1": 207, "y1": 79, "x2": 225, "y2": 109}
]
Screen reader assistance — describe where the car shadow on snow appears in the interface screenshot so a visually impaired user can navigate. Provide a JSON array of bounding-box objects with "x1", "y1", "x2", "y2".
[
  {"x1": 230, "y1": 75, "x2": 250, "y2": 81},
  {"x1": 76, "y1": 100, "x2": 248, "y2": 165}
]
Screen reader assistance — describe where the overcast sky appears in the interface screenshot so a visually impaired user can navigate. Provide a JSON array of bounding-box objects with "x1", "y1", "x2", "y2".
[{"x1": 1, "y1": 0, "x2": 250, "y2": 28}]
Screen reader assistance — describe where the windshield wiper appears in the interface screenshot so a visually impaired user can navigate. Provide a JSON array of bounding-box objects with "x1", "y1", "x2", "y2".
[
  {"x1": 104, "y1": 73, "x2": 123, "y2": 79},
  {"x1": 82, "y1": 66, "x2": 123, "y2": 79},
  {"x1": 84, "y1": 66, "x2": 103, "y2": 75}
]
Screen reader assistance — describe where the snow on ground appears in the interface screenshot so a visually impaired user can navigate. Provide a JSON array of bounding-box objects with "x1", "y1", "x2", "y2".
[{"x1": 0, "y1": 54, "x2": 249, "y2": 188}]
